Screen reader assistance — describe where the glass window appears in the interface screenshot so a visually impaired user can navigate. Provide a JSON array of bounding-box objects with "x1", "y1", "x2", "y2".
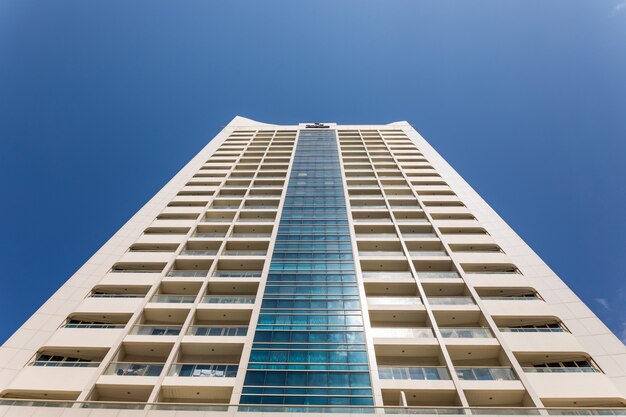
[
  {"x1": 265, "y1": 371, "x2": 286, "y2": 386},
  {"x1": 286, "y1": 371, "x2": 307, "y2": 386},
  {"x1": 350, "y1": 372, "x2": 371, "y2": 387},
  {"x1": 307, "y1": 371, "x2": 328, "y2": 386}
]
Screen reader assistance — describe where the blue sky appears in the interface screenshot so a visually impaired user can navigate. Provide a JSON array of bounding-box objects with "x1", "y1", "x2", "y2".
[{"x1": 1, "y1": 0, "x2": 625, "y2": 344}]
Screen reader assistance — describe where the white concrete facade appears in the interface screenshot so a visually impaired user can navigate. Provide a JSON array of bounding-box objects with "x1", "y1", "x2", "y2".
[{"x1": 0, "y1": 116, "x2": 624, "y2": 416}]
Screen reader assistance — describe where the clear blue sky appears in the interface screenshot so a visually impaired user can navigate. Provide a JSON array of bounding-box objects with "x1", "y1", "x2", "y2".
[{"x1": 1, "y1": 0, "x2": 625, "y2": 344}]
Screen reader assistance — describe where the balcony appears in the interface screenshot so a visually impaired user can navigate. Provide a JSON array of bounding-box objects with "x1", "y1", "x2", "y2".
[
  {"x1": 367, "y1": 297, "x2": 422, "y2": 306},
  {"x1": 455, "y1": 367, "x2": 517, "y2": 381},
  {"x1": 416, "y1": 271, "x2": 461, "y2": 280},
  {"x1": 440, "y1": 328, "x2": 493, "y2": 338},
  {"x1": 118, "y1": 250, "x2": 174, "y2": 264},
  {"x1": 201, "y1": 296, "x2": 255, "y2": 304},
  {"x1": 371, "y1": 327, "x2": 434, "y2": 339},
  {"x1": 128, "y1": 325, "x2": 182, "y2": 336},
  {"x1": 462, "y1": 264, "x2": 521, "y2": 282},
  {"x1": 482, "y1": 297, "x2": 553, "y2": 317},
  {"x1": 186, "y1": 326, "x2": 248, "y2": 337},
  {"x1": 149, "y1": 295, "x2": 196, "y2": 304},
  {"x1": 192, "y1": 232, "x2": 227, "y2": 238},
  {"x1": 362, "y1": 272, "x2": 414, "y2": 282},
  {"x1": 499, "y1": 327, "x2": 584, "y2": 353},
  {"x1": 5, "y1": 361, "x2": 100, "y2": 393},
  {"x1": 168, "y1": 363, "x2": 238, "y2": 378},
  {"x1": 104, "y1": 362, "x2": 164, "y2": 377},
  {"x1": 379, "y1": 366, "x2": 450, "y2": 381},
  {"x1": 523, "y1": 367, "x2": 624, "y2": 403},
  {"x1": 428, "y1": 296, "x2": 475, "y2": 306},
  {"x1": 46, "y1": 324, "x2": 125, "y2": 348}
]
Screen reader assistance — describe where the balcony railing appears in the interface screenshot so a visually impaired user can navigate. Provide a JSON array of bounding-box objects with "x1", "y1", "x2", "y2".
[
  {"x1": 223, "y1": 250, "x2": 267, "y2": 256},
  {"x1": 482, "y1": 296, "x2": 540, "y2": 301},
  {"x1": 186, "y1": 326, "x2": 248, "y2": 337},
  {"x1": 500, "y1": 327, "x2": 566, "y2": 333},
  {"x1": 192, "y1": 233, "x2": 227, "y2": 238},
  {"x1": 89, "y1": 293, "x2": 145, "y2": 298},
  {"x1": 391, "y1": 205, "x2": 421, "y2": 210},
  {"x1": 202, "y1": 218, "x2": 233, "y2": 223},
  {"x1": 179, "y1": 250, "x2": 218, "y2": 256},
  {"x1": 455, "y1": 367, "x2": 517, "y2": 381},
  {"x1": 129, "y1": 325, "x2": 182, "y2": 336},
  {"x1": 167, "y1": 270, "x2": 208, "y2": 278},
  {"x1": 149, "y1": 295, "x2": 196, "y2": 303},
  {"x1": 410, "y1": 251, "x2": 447, "y2": 257},
  {"x1": 230, "y1": 233, "x2": 272, "y2": 238},
  {"x1": 402, "y1": 233, "x2": 438, "y2": 239},
  {"x1": 379, "y1": 366, "x2": 450, "y2": 381},
  {"x1": 2, "y1": 398, "x2": 626, "y2": 415},
  {"x1": 523, "y1": 367, "x2": 599, "y2": 373},
  {"x1": 104, "y1": 362, "x2": 164, "y2": 377},
  {"x1": 359, "y1": 251, "x2": 405, "y2": 257},
  {"x1": 356, "y1": 233, "x2": 398, "y2": 238},
  {"x1": 428, "y1": 296, "x2": 475, "y2": 305},
  {"x1": 370, "y1": 327, "x2": 434, "y2": 338},
  {"x1": 417, "y1": 271, "x2": 460, "y2": 279},
  {"x1": 29, "y1": 361, "x2": 100, "y2": 368},
  {"x1": 353, "y1": 219, "x2": 393, "y2": 223},
  {"x1": 62, "y1": 323, "x2": 125, "y2": 329},
  {"x1": 396, "y1": 219, "x2": 429, "y2": 223},
  {"x1": 439, "y1": 328, "x2": 492, "y2": 338},
  {"x1": 202, "y1": 296, "x2": 255, "y2": 304},
  {"x1": 362, "y1": 272, "x2": 413, "y2": 279},
  {"x1": 213, "y1": 271, "x2": 262, "y2": 278},
  {"x1": 367, "y1": 297, "x2": 422, "y2": 306},
  {"x1": 169, "y1": 363, "x2": 239, "y2": 378},
  {"x1": 242, "y1": 206, "x2": 278, "y2": 210},
  {"x1": 465, "y1": 270, "x2": 520, "y2": 275},
  {"x1": 128, "y1": 248, "x2": 176, "y2": 252}
]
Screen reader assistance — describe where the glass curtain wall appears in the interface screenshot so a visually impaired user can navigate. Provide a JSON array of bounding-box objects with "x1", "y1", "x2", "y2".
[{"x1": 241, "y1": 130, "x2": 374, "y2": 410}]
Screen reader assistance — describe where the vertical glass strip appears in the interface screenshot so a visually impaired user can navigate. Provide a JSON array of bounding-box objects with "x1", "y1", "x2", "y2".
[{"x1": 240, "y1": 130, "x2": 374, "y2": 411}]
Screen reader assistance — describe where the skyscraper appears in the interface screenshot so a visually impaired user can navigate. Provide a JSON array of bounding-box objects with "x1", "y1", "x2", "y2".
[{"x1": 1, "y1": 116, "x2": 625, "y2": 415}]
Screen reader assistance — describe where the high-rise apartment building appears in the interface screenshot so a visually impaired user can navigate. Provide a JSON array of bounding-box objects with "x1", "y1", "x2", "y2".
[{"x1": 1, "y1": 116, "x2": 625, "y2": 416}]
